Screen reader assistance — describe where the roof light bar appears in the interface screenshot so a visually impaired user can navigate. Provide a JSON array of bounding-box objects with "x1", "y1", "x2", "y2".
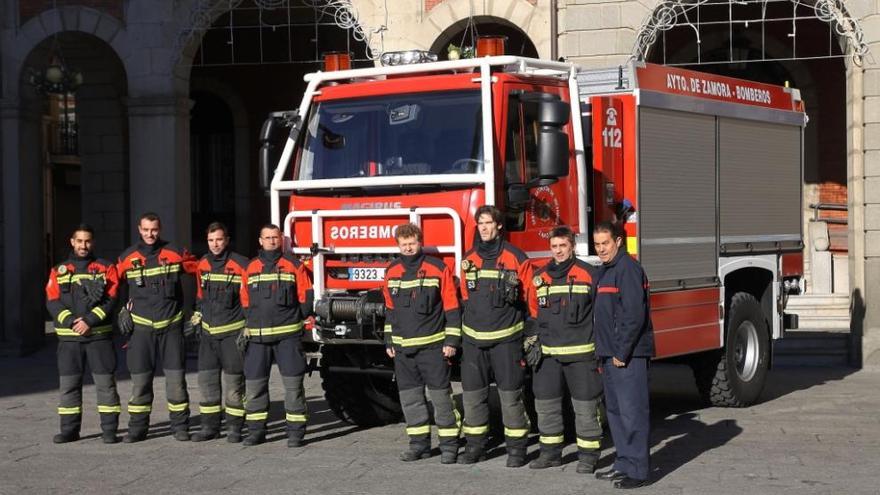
[{"x1": 380, "y1": 50, "x2": 438, "y2": 67}]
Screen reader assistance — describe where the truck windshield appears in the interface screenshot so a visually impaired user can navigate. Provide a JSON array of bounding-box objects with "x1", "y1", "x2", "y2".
[{"x1": 296, "y1": 90, "x2": 483, "y2": 181}]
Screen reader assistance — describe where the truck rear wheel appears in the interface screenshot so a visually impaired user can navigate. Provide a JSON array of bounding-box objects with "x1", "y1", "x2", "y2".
[
  {"x1": 320, "y1": 347, "x2": 402, "y2": 427},
  {"x1": 691, "y1": 292, "x2": 770, "y2": 407}
]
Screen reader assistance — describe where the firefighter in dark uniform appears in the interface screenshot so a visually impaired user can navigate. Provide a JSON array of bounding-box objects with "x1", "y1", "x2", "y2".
[
  {"x1": 241, "y1": 224, "x2": 314, "y2": 447},
  {"x1": 46, "y1": 224, "x2": 122, "y2": 444},
  {"x1": 382, "y1": 223, "x2": 462, "y2": 464},
  {"x1": 592, "y1": 221, "x2": 655, "y2": 489},
  {"x1": 458, "y1": 205, "x2": 533, "y2": 467},
  {"x1": 190, "y1": 222, "x2": 248, "y2": 443},
  {"x1": 525, "y1": 225, "x2": 603, "y2": 473},
  {"x1": 116, "y1": 212, "x2": 198, "y2": 443}
]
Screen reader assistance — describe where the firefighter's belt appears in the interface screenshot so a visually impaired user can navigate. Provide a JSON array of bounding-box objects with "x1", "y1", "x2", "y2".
[
  {"x1": 541, "y1": 343, "x2": 596, "y2": 356},
  {"x1": 246, "y1": 321, "x2": 304, "y2": 337},
  {"x1": 55, "y1": 324, "x2": 113, "y2": 337},
  {"x1": 248, "y1": 273, "x2": 295, "y2": 283},
  {"x1": 386, "y1": 278, "x2": 440, "y2": 289},
  {"x1": 203, "y1": 319, "x2": 246, "y2": 335},
  {"x1": 462, "y1": 321, "x2": 524, "y2": 341},
  {"x1": 391, "y1": 330, "x2": 445, "y2": 347},
  {"x1": 131, "y1": 311, "x2": 184, "y2": 329}
]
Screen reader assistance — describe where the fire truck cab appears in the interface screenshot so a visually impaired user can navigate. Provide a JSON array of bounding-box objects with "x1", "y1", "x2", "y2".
[{"x1": 260, "y1": 53, "x2": 806, "y2": 426}]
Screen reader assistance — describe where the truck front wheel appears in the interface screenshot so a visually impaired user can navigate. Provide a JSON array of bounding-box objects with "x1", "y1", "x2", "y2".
[
  {"x1": 320, "y1": 346, "x2": 402, "y2": 427},
  {"x1": 691, "y1": 292, "x2": 770, "y2": 407}
]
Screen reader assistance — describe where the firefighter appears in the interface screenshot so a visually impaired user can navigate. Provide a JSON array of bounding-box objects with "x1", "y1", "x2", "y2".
[
  {"x1": 117, "y1": 212, "x2": 198, "y2": 443},
  {"x1": 383, "y1": 223, "x2": 462, "y2": 463},
  {"x1": 592, "y1": 221, "x2": 655, "y2": 489},
  {"x1": 46, "y1": 224, "x2": 121, "y2": 444},
  {"x1": 525, "y1": 225, "x2": 602, "y2": 473},
  {"x1": 241, "y1": 224, "x2": 313, "y2": 447},
  {"x1": 190, "y1": 222, "x2": 248, "y2": 443},
  {"x1": 458, "y1": 205, "x2": 533, "y2": 467}
]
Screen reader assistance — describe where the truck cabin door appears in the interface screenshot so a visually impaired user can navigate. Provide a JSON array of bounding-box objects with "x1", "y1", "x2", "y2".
[{"x1": 501, "y1": 86, "x2": 578, "y2": 262}]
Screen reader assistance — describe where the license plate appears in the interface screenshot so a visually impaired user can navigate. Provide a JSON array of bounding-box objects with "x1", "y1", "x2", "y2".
[{"x1": 348, "y1": 267, "x2": 385, "y2": 281}]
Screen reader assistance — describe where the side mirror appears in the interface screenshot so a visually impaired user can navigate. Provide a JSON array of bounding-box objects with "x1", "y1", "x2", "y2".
[
  {"x1": 536, "y1": 100, "x2": 570, "y2": 180},
  {"x1": 519, "y1": 93, "x2": 571, "y2": 181},
  {"x1": 259, "y1": 111, "x2": 300, "y2": 191},
  {"x1": 507, "y1": 183, "x2": 530, "y2": 209}
]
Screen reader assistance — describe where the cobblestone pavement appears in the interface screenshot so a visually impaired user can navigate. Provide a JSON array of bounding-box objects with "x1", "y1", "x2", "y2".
[{"x1": 1, "y1": 342, "x2": 878, "y2": 495}]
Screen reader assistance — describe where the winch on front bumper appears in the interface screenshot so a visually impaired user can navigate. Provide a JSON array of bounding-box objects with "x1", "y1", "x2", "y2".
[{"x1": 309, "y1": 290, "x2": 388, "y2": 344}]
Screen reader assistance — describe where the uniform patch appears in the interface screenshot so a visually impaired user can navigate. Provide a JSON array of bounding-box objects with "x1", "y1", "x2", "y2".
[{"x1": 57, "y1": 265, "x2": 68, "y2": 275}]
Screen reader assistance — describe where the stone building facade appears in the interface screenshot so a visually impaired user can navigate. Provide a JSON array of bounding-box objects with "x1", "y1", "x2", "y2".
[{"x1": 0, "y1": 0, "x2": 876, "y2": 365}]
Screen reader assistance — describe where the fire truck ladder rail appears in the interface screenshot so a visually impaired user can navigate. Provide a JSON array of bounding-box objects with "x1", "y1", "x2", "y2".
[
  {"x1": 301, "y1": 56, "x2": 574, "y2": 85},
  {"x1": 282, "y1": 207, "x2": 464, "y2": 300}
]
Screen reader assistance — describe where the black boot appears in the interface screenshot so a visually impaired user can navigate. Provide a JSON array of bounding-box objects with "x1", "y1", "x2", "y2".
[
  {"x1": 191, "y1": 429, "x2": 219, "y2": 442},
  {"x1": 123, "y1": 430, "x2": 147, "y2": 443},
  {"x1": 53, "y1": 431, "x2": 80, "y2": 444},
  {"x1": 173, "y1": 429, "x2": 190, "y2": 441},
  {"x1": 226, "y1": 417, "x2": 244, "y2": 443},
  {"x1": 102, "y1": 432, "x2": 120, "y2": 444},
  {"x1": 227, "y1": 430, "x2": 243, "y2": 443},
  {"x1": 456, "y1": 444, "x2": 486, "y2": 464},
  {"x1": 99, "y1": 413, "x2": 120, "y2": 444},
  {"x1": 577, "y1": 452, "x2": 599, "y2": 474},
  {"x1": 440, "y1": 450, "x2": 458, "y2": 464},
  {"x1": 506, "y1": 447, "x2": 527, "y2": 468},
  {"x1": 399, "y1": 446, "x2": 431, "y2": 462},
  {"x1": 529, "y1": 449, "x2": 562, "y2": 469},
  {"x1": 243, "y1": 429, "x2": 266, "y2": 446}
]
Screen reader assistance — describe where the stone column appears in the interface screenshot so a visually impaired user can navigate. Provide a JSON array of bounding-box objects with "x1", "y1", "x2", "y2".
[
  {"x1": 1, "y1": 99, "x2": 46, "y2": 354},
  {"x1": 125, "y1": 96, "x2": 193, "y2": 249},
  {"x1": 858, "y1": 61, "x2": 880, "y2": 368}
]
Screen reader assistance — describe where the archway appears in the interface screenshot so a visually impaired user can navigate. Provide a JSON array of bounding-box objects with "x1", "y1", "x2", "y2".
[
  {"x1": 177, "y1": 1, "x2": 370, "y2": 254},
  {"x1": 20, "y1": 32, "x2": 130, "y2": 264},
  {"x1": 641, "y1": 0, "x2": 850, "y2": 295},
  {"x1": 190, "y1": 91, "x2": 235, "y2": 255},
  {"x1": 430, "y1": 15, "x2": 539, "y2": 60}
]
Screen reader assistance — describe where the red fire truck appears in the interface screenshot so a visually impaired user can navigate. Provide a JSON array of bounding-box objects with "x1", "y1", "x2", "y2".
[{"x1": 259, "y1": 51, "x2": 806, "y2": 426}]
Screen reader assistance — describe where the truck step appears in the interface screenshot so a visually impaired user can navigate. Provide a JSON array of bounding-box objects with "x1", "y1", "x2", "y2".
[
  {"x1": 785, "y1": 294, "x2": 850, "y2": 330},
  {"x1": 773, "y1": 331, "x2": 851, "y2": 367}
]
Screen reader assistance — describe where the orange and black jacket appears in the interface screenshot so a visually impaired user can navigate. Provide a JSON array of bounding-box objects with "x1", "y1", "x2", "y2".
[
  {"x1": 195, "y1": 250, "x2": 249, "y2": 338},
  {"x1": 526, "y1": 257, "x2": 596, "y2": 363},
  {"x1": 243, "y1": 249, "x2": 313, "y2": 343},
  {"x1": 459, "y1": 235, "x2": 533, "y2": 346},
  {"x1": 117, "y1": 240, "x2": 198, "y2": 330},
  {"x1": 46, "y1": 253, "x2": 119, "y2": 342},
  {"x1": 382, "y1": 252, "x2": 461, "y2": 352}
]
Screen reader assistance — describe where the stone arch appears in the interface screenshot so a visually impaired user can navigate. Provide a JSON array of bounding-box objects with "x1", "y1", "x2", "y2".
[
  {"x1": 429, "y1": 15, "x2": 539, "y2": 59},
  {"x1": 3, "y1": 7, "x2": 130, "y2": 101},
  {"x1": 420, "y1": 0, "x2": 551, "y2": 58}
]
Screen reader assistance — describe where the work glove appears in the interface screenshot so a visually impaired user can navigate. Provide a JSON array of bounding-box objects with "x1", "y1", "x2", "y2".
[
  {"x1": 81, "y1": 279, "x2": 104, "y2": 306},
  {"x1": 523, "y1": 334, "x2": 542, "y2": 368},
  {"x1": 235, "y1": 329, "x2": 250, "y2": 355},
  {"x1": 118, "y1": 304, "x2": 134, "y2": 338},
  {"x1": 184, "y1": 311, "x2": 202, "y2": 339}
]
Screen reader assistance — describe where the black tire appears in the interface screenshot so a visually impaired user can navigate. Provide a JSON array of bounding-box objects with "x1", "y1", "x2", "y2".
[
  {"x1": 319, "y1": 347, "x2": 402, "y2": 427},
  {"x1": 691, "y1": 292, "x2": 770, "y2": 407}
]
